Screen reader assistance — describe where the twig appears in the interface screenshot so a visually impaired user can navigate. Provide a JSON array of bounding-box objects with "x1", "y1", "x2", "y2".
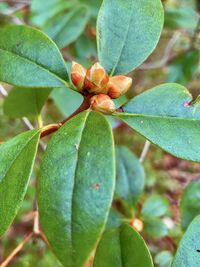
[
  {"x1": 0, "y1": 84, "x2": 7, "y2": 97},
  {"x1": 37, "y1": 232, "x2": 49, "y2": 246},
  {"x1": 139, "y1": 140, "x2": 151, "y2": 163},
  {"x1": 33, "y1": 210, "x2": 40, "y2": 236},
  {"x1": 41, "y1": 95, "x2": 91, "y2": 138},
  {"x1": 0, "y1": 233, "x2": 33, "y2": 267}
]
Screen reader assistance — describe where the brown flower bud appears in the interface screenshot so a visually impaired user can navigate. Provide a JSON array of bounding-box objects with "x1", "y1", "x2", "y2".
[
  {"x1": 71, "y1": 61, "x2": 86, "y2": 91},
  {"x1": 84, "y1": 62, "x2": 109, "y2": 94},
  {"x1": 90, "y1": 94, "x2": 115, "y2": 114},
  {"x1": 107, "y1": 76, "x2": 132, "y2": 99}
]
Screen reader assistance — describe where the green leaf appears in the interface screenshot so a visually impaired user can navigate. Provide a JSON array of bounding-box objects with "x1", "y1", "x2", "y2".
[
  {"x1": 51, "y1": 87, "x2": 83, "y2": 117},
  {"x1": 180, "y1": 180, "x2": 200, "y2": 230},
  {"x1": 38, "y1": 110, "x2": 115, "y2": 267},
  {"x1": 116, "y1": 83, "x2": 200, "y2": 162},
  {"x1": 141, "y1": 195, "x2": 169, "y2": 218},
  {"x1": 167, "y1": 49, "x2": 200, "y2": 85},
  {"x1": 97, "y1": 0, "x2": 164, "y2": 75},
  {"x1": 0, "y1": 25, "x2": 68, "y2": 88},
  {"x1": 144, "y1": 217, "x2": 168, "y2": 238},
  {"x1": 3, "y1": 87, "x2": 51, "y2": 118},
  {"x1": 94, "y1": 224, "x2": 154, "y2": 267},
  {"x1": 115, "y1": 146, "x2": 145, "y2": 209},
  {"x1": 172, "y1": 215, "x2": 200, "y2": 267},
  {"x1": 0, "y1": 129, "x2": 41, "y2": 237},
  {"x1": 44, "y1": 6, "x2": 90, "y2": 49},
  {"x1": 165, "y1": 7, "x2": 200, "y2": 31}
]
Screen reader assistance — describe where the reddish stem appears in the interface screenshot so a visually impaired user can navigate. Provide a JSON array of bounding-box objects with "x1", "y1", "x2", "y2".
[{"x1": 41, "y1": 95, "x2": 91, "y2": 138}]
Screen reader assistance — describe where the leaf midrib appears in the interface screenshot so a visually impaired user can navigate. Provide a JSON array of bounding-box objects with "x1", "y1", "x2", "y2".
[
  {"x1": 110, "y1": 1, "x2": 134, "y2": 76},
  {"x1": 116, "y1": 112, "x2": 200, "y2": 122},
  {"x1": 0, "y1": 48, "x2": 67, "y2": 86},
  {"x1": 70, "y1": 110, "x2": 90, "y2": 266}
]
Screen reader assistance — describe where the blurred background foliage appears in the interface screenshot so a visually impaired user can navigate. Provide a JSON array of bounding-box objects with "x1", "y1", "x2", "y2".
[{"x1": 0, "y1": 0, "x2": 200, "y2": 266}]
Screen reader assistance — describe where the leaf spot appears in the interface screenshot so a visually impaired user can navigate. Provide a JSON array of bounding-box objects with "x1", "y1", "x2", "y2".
[
  {"x1": 16, "y1": 42, "x2": 22, "y2": 48},
  {"x1": 74, "y1": 144, "x2": 79, "y2": 150},
  {"x1": 91, "y1": 183, "x2": 100, "y2": 190},
  {"x1": 183, "y1": 101, "x2": 190, "y2": 107},
  {"x1": 140, "y1": 120, "x2": 144, "y2": 124}
]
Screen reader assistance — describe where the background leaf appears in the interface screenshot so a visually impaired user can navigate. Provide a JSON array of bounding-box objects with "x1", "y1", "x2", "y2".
[
  {"x1": 0, "y1": 129, "x2": 41, "y2": 237},
  {"x1": 51, "y1": 87, "x2": 83, "y2": 117},
  {"x1": 116, "y1": 83, "x2": 200, "y2": 162},
  {"x1": 3, "y1": 87, "x2": 51, "y2": 118},
  {"x1": 94, "y1": 223, "x2": 154, "y2": 267},
  {"x1": 172, "y1": 215, "x2": 200, "y2": 267},
  {"x1": 44, "y1": 5, "x2": 90, "y2": 49},
  {"x1": 97, "y1": 0, "x2": 164, "y2": 75},
  {"x1": 141, "y1": 195, "x2": 169, "y2": 218},
  {"x1": 180, "y1": 180, "x2": 200, "y2": 230},
  {"x1": 167, "y1": 49, "x2": 200, "y2": 85},
  {"x1": 30, "y1": 0, "x2": 72, "y2": 27},
  {"x1": 165, "y1": 7, "x2": 200, "y2": 31},
  {"x1": 0, "y1": 25, "x2": 68, "y2": 88},
  {"x1": 143, "y1": 218, "x2": 168, "y2": 238},
  {"x1": 38, "y1": 110, "x2": 115, "y2": 267},
  {"x1": 155, "y1": 251, "x2": 173, "y2": 267},
  {"x1": 80, "y1": 0, "x2": 102, "y2": 17},
  {"x1": 115, "y1": 146, "x2": 145, "y2": 212}
]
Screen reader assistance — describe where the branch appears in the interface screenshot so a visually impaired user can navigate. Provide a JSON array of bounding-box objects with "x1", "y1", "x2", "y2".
[
  {"x1": 41, "y1": 95, "x2": 91, "y2": 138},
  {"x1": 0, "y1": 233, "x2": 33, "y2": 267},
  {"x1": 139, "y1": 140, "x2": 151, "y2": 163}
]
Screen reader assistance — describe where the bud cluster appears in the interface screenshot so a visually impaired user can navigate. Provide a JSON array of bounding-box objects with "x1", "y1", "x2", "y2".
[{"x1": 71, "y1": 61, "x2": 133, "y2": 114}]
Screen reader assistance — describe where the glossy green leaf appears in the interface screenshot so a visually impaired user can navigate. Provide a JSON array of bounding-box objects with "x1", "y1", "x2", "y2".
[
  {"x1": 44, "y1": 6, "x2": 90, "y2": 49},
  {"x1": 142, "y1": 195, "x2": 169, "y2": 218},
  {"x1": 3, "y1": 87, "x2": 51, "y2": 118},
  {"x1": 38, "y1": 110, "x2": 115, "y2": 267},
  {"x1": 144, "y1": 217, "x2": 168, "y2": 238},
  {"x1": 97, "y1": 0, "x2": 164, "y2": 75},
  {"x1": 165, "y1": 7, "x2": 200, "y2": 31},
  {"x1": 115, "y1": 146, "x2": 145, "y2": 209},
  {"x1": 51, "y1": 87, "x2": 83, "y2": 117},
  {"x1": 0, "y1": 25, "x2": 68, "y2": 88},
  {"x1": 116, "y1": 83, "x2": 200, "y2": 162},
  {"x1": 180, "y1": 180, "x2": 200, "y2": 230},
  {"x1": 94, "y1": 224, "x2": 154, "y2": 267},
  {"x1": 167, "y1": 49, "x2": 200, "y2": 85},
  {"x1": 0, "y1": 129, "x2": 41, "y2": 237},
  {"x1": 172, "y1": 215, "x2": 200, "y2": 267}
]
